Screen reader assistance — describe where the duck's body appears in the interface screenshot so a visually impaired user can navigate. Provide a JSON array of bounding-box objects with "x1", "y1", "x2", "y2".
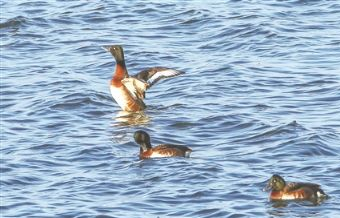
[
  {"x1": 110, "y1": 79, "x2": 146, "y2": 112},
  {"x1": 134, "y1": 130, "x2": 192, "y2": 159},
  {"x1": 104, "y1": 45, "x2": 184, "y2": 112},
  {"x1": 140, "y1": 144, "x2": 192, "y2": 159},
  {"x1": 265, "y1": 174, "x2": 328, "y2": 201}
]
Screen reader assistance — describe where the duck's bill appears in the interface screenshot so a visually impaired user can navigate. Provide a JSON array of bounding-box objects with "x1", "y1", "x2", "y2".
[
  {"x1": 263, "y1": 182, "x2": 272, "y2": 192},
  {"x1": 102, "y1": 45, "x2": 112, "y2": 51}
]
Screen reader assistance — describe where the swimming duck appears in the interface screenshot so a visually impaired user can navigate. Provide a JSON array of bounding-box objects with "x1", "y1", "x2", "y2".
[
  {"x1": 134, "y1": 130, "x2": 192, "y2": 159},
  {"x1": 103, "y1": 45, "x2": 184, "y2": 112},
  {"x1": 265, "y1": 174, "x2": 328, "y2": 201}
]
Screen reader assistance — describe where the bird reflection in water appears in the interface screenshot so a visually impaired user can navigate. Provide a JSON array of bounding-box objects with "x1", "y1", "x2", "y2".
[{"x1": 113, "y1": 110, "x2": 150, "y2": 126}]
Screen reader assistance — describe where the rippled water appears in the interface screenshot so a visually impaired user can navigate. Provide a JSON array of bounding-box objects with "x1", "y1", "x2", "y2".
[{"x1": 2, "y1": 1, "x2": 340, "y2": 217}]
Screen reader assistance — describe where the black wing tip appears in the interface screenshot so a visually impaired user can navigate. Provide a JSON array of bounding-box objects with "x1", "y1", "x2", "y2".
[
  {"x1": 165, "y1": 67, "x2": 185, "y2": 74},
  {"x1": 151, "y1": 67, "x2": 185, "y2": 74},
  {"x1": 161, "y1": 68, "x2": 185, "y2": 77},
  {"x1": 177, "y1": 70, "x2": 185, "y2": 75}
]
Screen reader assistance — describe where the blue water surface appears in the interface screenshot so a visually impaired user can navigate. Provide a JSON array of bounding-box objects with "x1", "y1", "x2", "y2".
[{"x1": 1, "y1": 1, "x2": 340, "y2": 217}]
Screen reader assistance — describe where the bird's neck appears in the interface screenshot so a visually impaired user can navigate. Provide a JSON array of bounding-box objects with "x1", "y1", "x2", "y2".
[
  {"x1": 113, "y1": 62, "x2": 128, "y2": 80},
  {"x1": 140, "y1": 142, "x2": 152, "y2": 152}
]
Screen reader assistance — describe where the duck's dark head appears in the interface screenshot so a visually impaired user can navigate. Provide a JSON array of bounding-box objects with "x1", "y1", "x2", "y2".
[
  {"x1": 265, "y1": 174, "x2": 286, "y2": 191},
  {"x1": 134, "y1": 130, "x2": 152, "y2": 152},
  {"x1": 103, "y1": 45, "x2": 125, "y2": 64}
]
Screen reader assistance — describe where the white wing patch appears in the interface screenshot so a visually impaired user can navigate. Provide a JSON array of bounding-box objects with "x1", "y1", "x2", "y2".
[
  {"x1": 147, "y1": 69, "x2": 183, "y2": 87},
  {"x1": 122, "y1": 78, "x2": 148, "y2": 100},
  {"x1": 110, "y1": 86, "x2": 130, "y2": 110},
  {"x1": 149, "y1": 153, "x2": 173, "y2": 158},
  {"x1": 280, "y1": 195, "x2": 296, "y2": 200}
]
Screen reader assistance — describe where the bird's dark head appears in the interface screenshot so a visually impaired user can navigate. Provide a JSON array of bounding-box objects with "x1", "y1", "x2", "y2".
[
  {"x1": 103, "y1": 45, "x2": 125, "y2": 63},
  {"x1": 265, "y1": 174, "x2": 286, "y2": 191},
  {"x1": 134, "y1": 130, "x2": 152, "y2": 151}
]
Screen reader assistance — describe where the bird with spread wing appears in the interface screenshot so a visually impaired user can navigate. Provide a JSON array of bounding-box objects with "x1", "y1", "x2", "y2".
[{"x1": 103, "y1": 45, "x2": 184, "y2": 112}]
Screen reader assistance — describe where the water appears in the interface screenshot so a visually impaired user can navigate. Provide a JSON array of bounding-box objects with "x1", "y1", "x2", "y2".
[{"x1": 1, "y1": 1, "x2": 340, "y2": 217}]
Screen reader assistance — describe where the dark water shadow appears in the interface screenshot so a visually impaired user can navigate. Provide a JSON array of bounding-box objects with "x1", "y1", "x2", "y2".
[
  {"x1": 270, "y1": 197, "x2": 328, "y2": 208},
  {"x1": 266, "y1": 197, "x2": 329, "y2": 217}
]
